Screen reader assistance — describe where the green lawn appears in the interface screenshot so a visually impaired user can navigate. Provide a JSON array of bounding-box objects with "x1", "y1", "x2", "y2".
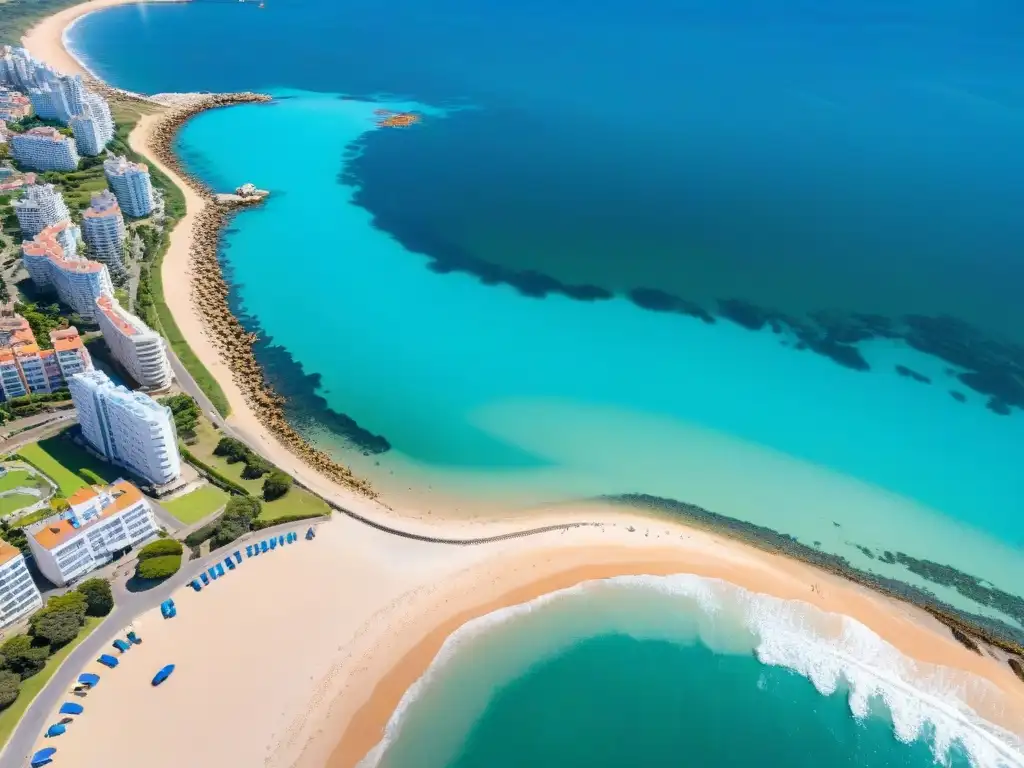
[
  {"x1": 0, "y1": 616, "x2": 103, "y2": 751},
  {"x1": 8, "y1": 507, "x2": 52, "y2": 528},
  {"x1": 0, "y1": 494, "x2": 37, "y2": 516},
  {"x1": 17, "y1": 436, "x2": 118, "y2": 497},
  {"x1": 163, "y1": 485, "x2": 228, "y2": 525},
  {"x1": 0, "y1": 470, "x2": 35, "y2": 493},
  {"x1": 188, "y1": 420, "x2": 329, "y2": 521}
]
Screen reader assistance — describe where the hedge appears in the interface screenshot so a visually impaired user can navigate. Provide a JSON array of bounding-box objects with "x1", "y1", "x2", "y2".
[
  {"x1": 137, "y1": 539, "x2": 183, "y2": 560},
  {"x1": 136, "y1": 554, "x2": 181, "y2": 580},
  {"x1": 251, "y1": 512, "x2": 328, "y2": 531},
  {"x1": 179, "y1": 448, "x2": 250, "y2": 496},
  {"x1": 184, "y1": 521, "x2": 219, "y2": 548},
  {"x1": 78, "y1": 469, "x2": 104, "y2": 485}
]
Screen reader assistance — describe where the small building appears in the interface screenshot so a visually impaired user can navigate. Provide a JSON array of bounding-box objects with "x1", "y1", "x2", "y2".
[
  {"x1": 27, "y1": 480, "x2": 158, "y2": 586},
  {"x1": 0, "y1": 540, "x2": 43, "y2": 628},
  {"x1": 10, "y1": 126, "x2": 79, "y2": 172}
]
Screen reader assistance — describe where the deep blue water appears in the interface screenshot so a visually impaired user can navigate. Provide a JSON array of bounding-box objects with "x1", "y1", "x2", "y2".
[{"x1": 70, "y1": 0, "x2": 1024, "y2": 634}]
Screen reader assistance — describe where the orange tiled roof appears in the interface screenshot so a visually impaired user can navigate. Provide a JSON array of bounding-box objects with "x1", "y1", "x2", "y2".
[
  {"x1": 33, "y1": 482, "x2": 144, "y2": 551},
  {"x1": 0, "y1": 540, "x2": 21, "y2": 568},
  {"x1": 23, "y1": 223, "x2": 105, "y2": 274},
  {"x1": 52, "y1": 337, "x2": 83, "y2": 353},
  {"x1": 96, "y1": 295, "x2": 136, "y2": 337}
]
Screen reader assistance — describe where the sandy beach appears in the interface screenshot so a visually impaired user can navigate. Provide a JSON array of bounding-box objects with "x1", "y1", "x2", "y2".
[{"x1": 14, "y1": 5, "x2": 1024, "y2": 768}]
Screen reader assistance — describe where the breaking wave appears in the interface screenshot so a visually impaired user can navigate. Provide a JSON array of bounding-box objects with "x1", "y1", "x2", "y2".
[{"x1": 360, "y1": 575, "x2": 1024, "y2": 768}]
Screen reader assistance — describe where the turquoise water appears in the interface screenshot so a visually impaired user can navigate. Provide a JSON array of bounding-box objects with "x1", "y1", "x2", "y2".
[{"x1": 367, "y1": 576, "x2": 1020, "y2": 768}]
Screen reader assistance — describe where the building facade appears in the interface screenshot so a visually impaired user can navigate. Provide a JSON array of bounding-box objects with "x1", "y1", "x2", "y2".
[
  {"x1": 22, "y1": 221, "x2": 112, "y2": 321},
  {"x1": 0, "y1": 323, "x2": 92, "y2": 401},
  {"x1": 12, "y1": 183, "x2": 71, "y2": 239},
  {"x1": 103, "y1": 156, "x2": 155, "y2": 217},
  {"x1": 80, "y1": 190, "x2": 126, "y2": 275},
  {"x1": 0, "y1": 86, "x2": 31, "y2": 121},
  {"x1": 0, "y1": 542, "x2": 43, "y2": 628},
  {"x1": 95, "y1": 293, "x2": 172, "y2": 390},
  {"x1": 70, "y1": 92, "x2": 114, "y2": 157},
  {"x1": 69, "y1": 370, "x2": 181, "y2": 485},
  {"x1": 27, "y1": 481, "x2": 158, "y2": 587},
  {"x1": 11, "y1": 126, "x2": 80, "y2": 172}
]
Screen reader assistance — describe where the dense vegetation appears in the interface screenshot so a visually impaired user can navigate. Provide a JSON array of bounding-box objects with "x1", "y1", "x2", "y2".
[
  {"x1": 185, "y1": 494, "x2": 262, "y2": 551},
  {"x1": 213, "y1": 437, "x2": 291, "y2": 502},
  {"x1": 135, "y1": 538, "x2": 184, "y2": 580},
  {"x1": 159, "y1": 393, "x2": 201, "y2": 441},
  {"x1": 0, "y1": 388, "x2": 71, "y2": 424},
  {"x1": 12, "y1": 302, "x2": 77, "y2": 349},
  {"x1": 0, "y1": 579, "x2": 113, "y2": 711},
  {"x1": 0, "y1": 0, "x2": 83, "y2": 46}
]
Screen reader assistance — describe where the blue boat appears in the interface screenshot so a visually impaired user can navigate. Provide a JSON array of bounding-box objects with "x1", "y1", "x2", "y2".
[
  {"x1": 233, "y1": 550, "x2": 242, "y2": 563},
  {"x1": 226, "y1": 558, "x2": 236, "y2": 570},
  {"x1": 112, "y1": 639, "x2": 130, "y2": 653},
  {"x1": 306, "y1": 527, "x2": 315, "y2": 540},
  {"x1": 45, "y1": 723, "x2": 66, "y2": 738},
  {"x1": 58, "y1": 702, "x2": 83, "y2": 716},
  {"x1": 269, "y1": 538, "x2": 277, "y2": 550},
  {"x1": 127, "y1": 632, "x2": 141, "y2": 645},
  {"x1": 278, "y1": 535, "x2": 285, "y2": 546},
  {"x1": 191, "y1": 579, "x2": 202, "y2": 591},
  {"x1": 77, "y1": 673, "x2": 100, "y2": 687},
  {"x1": 209, "y1": 567, "x2": 218, "y2": 581},
  {"x1": 246, "y1": 545, "x2": 254, "y2": 557},
  {"x1": 97, "y1": 654, "x2": 119, "y2": 668},
  {"x1": 260, "y1": 541, "x2": 268, "y2": 552},
  {"x1": 30, "y1": 747, "x2": 56, "y2": 767},
  {"x1": 151, "y1": 664, "x2": 175, "y2": 686}
]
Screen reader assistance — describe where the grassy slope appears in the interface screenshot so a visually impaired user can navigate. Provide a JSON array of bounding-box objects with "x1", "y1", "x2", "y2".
[
  {"x1": 110, "y1": 105, "x2": 231, "y2": 417},
  {"x1": 163, "y1": 484, "x2": 228, "y2": 524},
  {"x1": 0, "y1": 471, "x2": 37, "y2": 493},
  {"x1": 188, "y1": 420, "x2": 329, "y2": 520},
  {"x1": 0, "y1": 616, "x2": 103, "y2": 751},
  {"x1": 0, "y1": 494, "x2": 36, "y2": 516},
  {"x1": 17, "y1": 436, "x2": 117, "y2": 496}
]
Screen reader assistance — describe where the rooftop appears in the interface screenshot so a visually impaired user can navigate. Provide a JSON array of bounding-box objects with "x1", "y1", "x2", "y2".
[
  {"x1": 0, "y1": 540, "x2": 22, "y2": 568},
  {"x1": 31, "y1": 480, "x2": 145, "y2": 551},
  {"x1": 16, "y1": 126, "x2": 69, "y2": 142},
  {"x1": 96, "y1": 294, "x2": 138, "y2": 337},
  {"x1": 23, "y1": 222, "x2": 105, "y2": 274}
]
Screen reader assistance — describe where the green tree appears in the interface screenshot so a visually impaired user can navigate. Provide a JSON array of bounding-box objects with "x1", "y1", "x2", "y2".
[
  {"x1": 137, "y1": 539, "x2": 183, "y2": 560},
  {"x1": 136, "y1": 555, "x2": 181, "y2": 580},
  {"x1": 224, "y1": 494, "x2": 261, "y2": 521},
  {"x1": 45, "y1": 591, "x2": 88, "y2": 620},
  {"x1": 0, "y1": 670, "x2": 20, "y2": 710},
  {"x1": 240, "y1": 455, "x2": 271, "y2": 480},
  {"x1": 210, "y1": 518, "x2": 248, "y2": 549},
  {"x1": 76, "y1": 578, "x2": 114, "y2": 617},
  {"x1": 262, "y1": 471, "x2": 293, "y2": 501},
  {"x1": 0, "y1": 635, "x2": 49, "y2": 679},
  {"x1": 29, "y1": 608, "x2": 82, "y2": 647},
  {"x1": 213, "y1": 437, "x2": 250, "y2": 464}
]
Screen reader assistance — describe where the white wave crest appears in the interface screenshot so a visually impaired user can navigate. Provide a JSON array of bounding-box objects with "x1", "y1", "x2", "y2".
[{"x1": 361, "y1": 574, "x2": 1024, "y2": 768}]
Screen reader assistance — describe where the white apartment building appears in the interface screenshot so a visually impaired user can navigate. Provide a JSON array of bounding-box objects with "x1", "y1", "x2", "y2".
[
  {"x1": 0, "y1": 541, "x2": 43, "y2": 628},
  {"x1": 11, "y1": 126, "x2": 80, "y2": 172},
  {"x1": 95, "y1": 293, "x2": 172, "y2": 390},
  {"x1": 27, "y1": 481, "x2": 157, "y2": 587},
  {"x1": 81, "y1": 190, "x2": 126, "y2": 275},
  {"x1": 70, "y1": 93, "x2": 114, "y2": 157},
  {"x1": 69, "y1": 370, "x2": 181, "y2": 485},
  {"x1": 26, "y1": 81, "x2": 67, "y2": 121},
  {"x1": 12, "y1": 183, "x2": 71, "y2": 239},
  {"x1": 0, "y1": 46, "x2": 54, "y2": 91},
  {"x1": 22, "y1": 222, "x2": 112, "y2": 321},
  {"x1": 104, "y1": 156, "x2": 155, "y2": 217}
]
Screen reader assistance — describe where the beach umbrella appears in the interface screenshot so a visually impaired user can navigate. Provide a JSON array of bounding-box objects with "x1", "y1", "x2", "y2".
[
  {"x1": 215, "y1": 563, "x2": 225, "y2": 577},
  {"x1": 45, "y1": 724, "x2": 66, "y2": 738},
  {"x1": 278, "y1": 535, "x2": 285, "y2": 546},
  {"x1": 112, "y1": 639, "x2": 131, "y2": 653},
  {"x1": 97, "y1": 654, "x2": 119, "y2": 668},
  {"x1": 233, "y1": 550, "x2": 242, "y2": 563},
  {"x1": 200, "y1": 572, "x2": 210, "y2": 585},
  {"x1": 30, "y1": 747, "x2": 56, "y2": 767},
  {"x1": 151, "y1": 664, "x2": 175, "y2": 686},
  {"x1": 77, "y1": 673, "x2": 99, "y2": 687},
  {"x1": 58, "y1": 702, "x2": 83, "y2": 716},
  {"x1": 191, "y1": 580, "x2": 202, "y2": 592},
  {"x1": 245, "y1": 545, "x2": 253, "y2": 557}
]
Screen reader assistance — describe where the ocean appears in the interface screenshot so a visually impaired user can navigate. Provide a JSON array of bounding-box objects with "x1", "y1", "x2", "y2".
[{"x1": 65, "y1": 1, "x2": 1024, "y2": 764}]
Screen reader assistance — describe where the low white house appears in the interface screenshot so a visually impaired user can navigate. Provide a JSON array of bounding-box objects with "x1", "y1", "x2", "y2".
[
  {"x1": 0, "y1": 541, "x2": 43, "y2": 627},
  {"x1": 27, "y1": 480, "x2": 157, "y2": 587}
]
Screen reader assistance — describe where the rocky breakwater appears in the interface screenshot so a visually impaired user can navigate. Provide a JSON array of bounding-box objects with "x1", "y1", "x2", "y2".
[{"x1": 148, "y1": 93, "x2": 377, "y2": 499}]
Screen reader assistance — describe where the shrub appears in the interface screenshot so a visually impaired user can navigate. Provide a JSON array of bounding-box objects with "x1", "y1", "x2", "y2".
[
  {"x1": 30, "y1": 607, "x2": 83, "y2": 647},
  {"x1": 262, "y1": 471, "x2": 293, "y2": 501},
  {"x1": 240, "y1": 455, "x2": 271, "y2": 480},
  {"x1": 180, "y1": 448, "x2": 250, "y2": 496},
  {"x1": 224, "y1": 495, "x2": 261, "y2": 522},
  {"x1": 137, "y1": 539, "x2": 183, "y2": 560},
  {"x1": 213, "y1": 437, "x2": 250, "y2": 464},
  {"x1": 76, "y1": 578, "x2": 114, "y2": 617},
  {"x1": 78, "y1": 468, "x2": 104, "y2": 485},
  {"x1": 0, "y1": 670, "x2": 20, "y2": 709},
  {"x1": 136, "y1": 554, "x2": 181, "y2": 580},
  {"x1": 0, "y1": 635, "x2": 49, "y2": 679},
  {"x1": 184, "y1": 520, "x2": 219, "y2": 547},
  {"x1": 46, "y1": 592, "x2": 87, "y2": 620},
  {"x1": 210, "y1": 518, "x2": 248, "y2": 550}
]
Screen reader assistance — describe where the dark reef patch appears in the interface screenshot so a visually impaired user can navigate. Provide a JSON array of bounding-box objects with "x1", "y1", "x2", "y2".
[
  {"x1": 219, "y1": 251, "x2": 391, "y2": 455},
  {"x1": 895, "y1": 365, "x2": 931, "y2": 384},
  {"x1": 629, "y1": 288, "x2": 715, "y2": 323},
  {"x1": 950, "y1": 390, "x2": 967, "y2": 403},
  {"x1": 604, "y1": 493, "x2": 1024, "y2": 649}
]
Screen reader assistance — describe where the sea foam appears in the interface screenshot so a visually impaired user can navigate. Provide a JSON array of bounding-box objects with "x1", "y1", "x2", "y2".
[{"x1": 361, "y1": 574, "x2": 1024, "y2": 768}]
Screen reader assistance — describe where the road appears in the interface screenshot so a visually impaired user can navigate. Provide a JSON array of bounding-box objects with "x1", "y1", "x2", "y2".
[
  {"x1": 1, "y1": 413, "x2": 78, "y2": 453},
  {"x1": 166, "y1": 350, "x2": 234, "y2": 437},
  {"x1": 1, "y1": 521, "x2": 318, "y2": 768}
]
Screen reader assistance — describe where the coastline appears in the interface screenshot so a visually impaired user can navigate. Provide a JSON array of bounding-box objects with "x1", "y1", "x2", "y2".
[{"x1": 15, "y1": 5, "x2": 1024, "y2": 768}]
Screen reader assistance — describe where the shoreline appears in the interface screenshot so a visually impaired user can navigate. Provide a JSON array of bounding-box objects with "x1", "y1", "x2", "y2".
[{"x1": 15, "y1": 5, "x2": 1024, "y2": 768}]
